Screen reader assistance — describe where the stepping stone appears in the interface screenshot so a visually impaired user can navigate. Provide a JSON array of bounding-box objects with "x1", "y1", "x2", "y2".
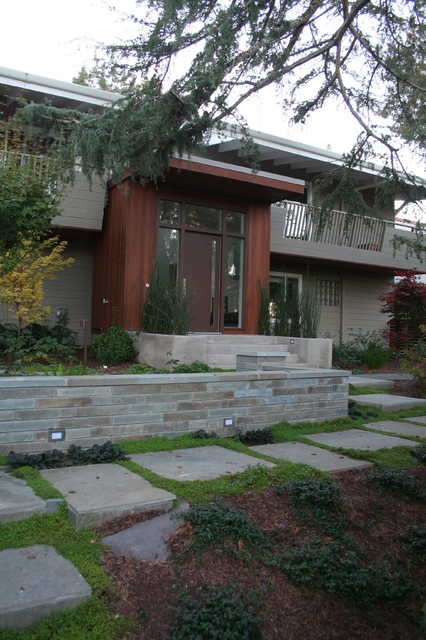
[
  {"x1": 0, "y1": 471, "x2": 45, "y2": 524},
  {"x1": 349, "y1": 376, "x2": 394, "y2": 389},
  {"x1": 306, "y1": 429, "x2": 418, "y2": 451},
  {"x1": 130, "y1": 445, "x2": 275, "y2": 481},
  {"x1": 353, "y1": 394, "x2": 426, "y2": 411},
  {"x1": 251, "y1": 442, "x2": 372, "y2": 472},
  {"x1": 40, "y1": 464, "x2": 175, "y2": 529},
  {"x1": 406, "y1": 416, "x2": 426, "y2": 425},
  {"x1": 364, "y1": 420, "x2": 426, "y2": 438},
  {"x1": 103, "y1": 499, "x2": 190, "y2": 561},
  {"x1": 0, "y1": 545, "x2": 91, "y2": 629}
]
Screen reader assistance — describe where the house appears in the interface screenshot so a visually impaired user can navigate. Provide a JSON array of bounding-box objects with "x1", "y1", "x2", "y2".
[{"x1": 1, "y1": 66, "x2": 425, "y2": 349}]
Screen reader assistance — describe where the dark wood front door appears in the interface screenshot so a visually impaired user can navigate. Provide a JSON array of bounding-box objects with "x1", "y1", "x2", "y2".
[{"x1": 183, "y1": 232, "x2": 221, "y2": 332}]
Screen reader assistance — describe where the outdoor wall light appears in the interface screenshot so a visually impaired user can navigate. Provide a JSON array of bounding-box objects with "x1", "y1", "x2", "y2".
[
  {"x1": 48, "y1": 429, "x2": 65, "y2": 442},
  {"x1": 223, "y1": 418, "x2": 234, "y2": 428}
]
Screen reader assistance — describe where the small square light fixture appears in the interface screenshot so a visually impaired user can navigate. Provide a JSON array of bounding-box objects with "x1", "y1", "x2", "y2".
[
  {"x1": 290, "y1": 339, "x2": 295, "y2": 344},
  {"x1": 48, "y1": 429, "x2": 65, "y2": 442},
  {"x1": 223, "y1": 418, "x2": 234, "y2": 428}
]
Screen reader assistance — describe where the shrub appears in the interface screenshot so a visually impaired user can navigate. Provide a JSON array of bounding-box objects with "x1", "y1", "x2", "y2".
[
  {"x1": 333, "y1": 329, "x2": 392, "y2": 370},
  {"x1": 91, "y1": 326, "x2": 137, "y2": 365},
  {"x1": 367, "y1": 467, "x2": 426, "y2": 502},
  {"x1": 233, "y1": 427, "x2": 275, "y2": 445},
  {"x1": 398, "y1": 524, "x2": 426, "y2": 555},
  {"x1": 142, "y1": 264, "x2": 190, "y2": 335},
  {"x1": 8, "y1": 440, "x2": 127, "y2": 470},
  {"x1": 168, "y1": 584, "x2": 264, "y2": 640}
]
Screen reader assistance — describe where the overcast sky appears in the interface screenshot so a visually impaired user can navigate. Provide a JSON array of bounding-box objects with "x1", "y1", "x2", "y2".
[
  {"x1": 1, "y1": 0, "x2": 424, "y2": 194},
  {"x1": 1, "y1": 0, "x2": 366, "y2": 151}
]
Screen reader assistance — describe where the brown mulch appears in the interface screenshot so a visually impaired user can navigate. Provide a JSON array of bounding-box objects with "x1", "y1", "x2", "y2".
[{"x1": 96, "y1": 466, "x2": 426, "y2": 640}]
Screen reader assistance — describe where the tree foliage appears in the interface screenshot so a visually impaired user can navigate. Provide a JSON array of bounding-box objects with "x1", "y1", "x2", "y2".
[
  {"x1": 379, "y1": 269, "x2": 426, "y2": 329},
  {"x1": 0, "y1": 120, "x2": 64, "y2": 257},
  {"x1": 0, "y1": 235, "x2": 73, "y2": 331},
  {"x1": 19, "y1": 0, "x2": 425, "y2": 205}
]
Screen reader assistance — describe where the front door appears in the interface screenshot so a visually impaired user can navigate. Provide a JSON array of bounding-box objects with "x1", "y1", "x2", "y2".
[{"x1": 183, "y1": 232, "x2": 221, "y2": 332}]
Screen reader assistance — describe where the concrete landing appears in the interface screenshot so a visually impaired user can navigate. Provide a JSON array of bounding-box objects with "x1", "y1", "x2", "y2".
[
  {"x1": 349, "y1": 376, "x2": 394, "y2": 389},
  {"x1": 0, "y1": 471, "x2": 46, "y2": 524},
  {"x1": 307, "y1": 428, "x2": 418, "y2": 451},
  {"x1": 130, "y1": 445, "x2": 275, "y2": 481},
  {"x1": 364, "y1": 420, "x2": 426, "y2": 438},
  {"x1": 0, "y1": 545, "x2": 91, "y2": 629},
  {"x1": 40, "y1": 464, "x2": 176, "y2": 529},
  {"x1": 103, "y1": 499, "x2": 190, "y2": 561},
  {"x1": 353, "y1": 394, "x2": 426, "y2": 411},
  {"x1": 251, "y1": 442, "x2": 372, "y2": 472},
  {"x1": 406, "y1": 416, "x2": 426, "y2": 425}
]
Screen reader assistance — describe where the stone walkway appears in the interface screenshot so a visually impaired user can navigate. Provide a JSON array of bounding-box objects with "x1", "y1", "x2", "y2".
[{"x1": 0, "y1": 404, "x2": 425, "y2": 630}]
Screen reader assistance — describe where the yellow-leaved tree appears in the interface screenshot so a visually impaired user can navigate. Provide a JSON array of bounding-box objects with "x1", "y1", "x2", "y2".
[{"x1": 0, "y1": 235, "x2": 74, "y2": 334}]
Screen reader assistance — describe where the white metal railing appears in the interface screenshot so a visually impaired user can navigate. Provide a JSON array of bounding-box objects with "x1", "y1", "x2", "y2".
[{"x1": 281, "y1": 200, "x2": 391, "y2": 251}]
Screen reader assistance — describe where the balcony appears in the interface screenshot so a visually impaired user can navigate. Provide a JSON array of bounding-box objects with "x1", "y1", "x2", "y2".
[{"x1": 270, "y1": 201, "x2": 424, "y2": 271}]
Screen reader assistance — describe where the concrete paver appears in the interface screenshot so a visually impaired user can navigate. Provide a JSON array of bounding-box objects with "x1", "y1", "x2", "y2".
[
  {"x1": 307, "y1": 428, "x2": 418, "y2": 450},
  {"x1": 353, "y1": 394, "x2": 426, "y2": 411},
  {"x1": 0, "y1": 471, "x2": 45, "y2": 524},
  {"x1": 103, "y1": 499, "x2": 190, "y2": 561},
  {"x1": 406, "y1": 416, "x2": 426, "y2": 425},
  {"x1": 0, "y1": 545, "x2": 91, "y2": 629},
  {"x1": 251, "y1": 442, "x2": 372, "y2": 472},
  {"x1": 40, "y1": 464, "x2": 176, "y2": 529},
  {"x1": 364, "y1": 420, "x2": 426, "y2": 438},
  {"x1": 130, "y1": 445, "x2": 275, "y2": 481},
  {"x1": 349, "y1": 376, "x2": 394, "y2": 389}
]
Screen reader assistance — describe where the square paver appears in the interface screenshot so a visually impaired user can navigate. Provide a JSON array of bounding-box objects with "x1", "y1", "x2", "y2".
[
  {"x1": 251, "y1": 442, "x2": 372, "y2": 472},
  {"x1": 0, "y1": 472, "x2": 45, "y2": 524},
  {"x1": 0, "y1": 545, "x2": 91, "y2": 629},
  {"x1": 306, "y1": 429, "x2": 418, "y2": 451},
  {"x1": 130, "y1": 445, "x2": 275, "y2": 481},
  {"x1": 406, "y1": 416, "x2": 426, "y2": 426},
  {"x1": 364, "y1": 420, "x2": 426, "y2": 438},
  {"x1": 40, "y1": 464, "x2": 175, "y2": 529},
  {"x1": 353, "y1": 394, "x2": 426, "y2": 411}
]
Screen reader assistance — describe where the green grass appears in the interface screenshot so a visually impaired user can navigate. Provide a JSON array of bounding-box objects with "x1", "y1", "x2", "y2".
[{"x1": 11, "y1": 467, "x2": 63, "y2": 499}]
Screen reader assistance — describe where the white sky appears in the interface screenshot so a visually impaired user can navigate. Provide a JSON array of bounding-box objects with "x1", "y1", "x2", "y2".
[
  {"x1": 1, "y1": 0, "x2": 424, "y2": 194},
  {"x1": 1, "y1": 0, "x2": 363, "y2": 151}
]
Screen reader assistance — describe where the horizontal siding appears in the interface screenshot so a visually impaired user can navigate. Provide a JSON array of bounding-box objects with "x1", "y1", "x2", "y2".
[
  {"x1": 52, "y1": 172, "x2": 106, "y2": 231},
  {"x1": 42, "y1": 238, "x2": 94, "y2": 344},
  {"x1": 342, "y1": 271, "x2": 393, "y2": 341}
]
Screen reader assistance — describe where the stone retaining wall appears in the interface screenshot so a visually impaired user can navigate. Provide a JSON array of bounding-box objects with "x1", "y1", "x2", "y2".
[{"x1": 0, "y1": 369, "x2": 349, "y2": 454}]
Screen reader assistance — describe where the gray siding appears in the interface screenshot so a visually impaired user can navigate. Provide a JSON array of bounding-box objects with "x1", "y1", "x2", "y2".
[
  {"x1": 42, "y1": 238, "x2": 94, "y2": 345},
  {"x1": 53, "y1": 172, "x2": 106, "y2": 231}
]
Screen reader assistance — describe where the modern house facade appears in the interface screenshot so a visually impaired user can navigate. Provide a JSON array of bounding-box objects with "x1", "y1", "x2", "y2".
[{"x1": 1, "y1": 67, "x2": 424, "y2": 347}]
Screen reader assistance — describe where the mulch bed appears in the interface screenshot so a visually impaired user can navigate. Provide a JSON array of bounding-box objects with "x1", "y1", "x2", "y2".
[{"x1": 96, "y1": 466, "x2": 426, "y2": 639}]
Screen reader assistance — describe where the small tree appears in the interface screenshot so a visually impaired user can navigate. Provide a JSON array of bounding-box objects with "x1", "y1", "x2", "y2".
[
  {"x1": 379, "y1": 270, "x2": 426, "y2": 349},
  {"x1": 0, "y1": 235, "x2": 74, "y2": 334}
]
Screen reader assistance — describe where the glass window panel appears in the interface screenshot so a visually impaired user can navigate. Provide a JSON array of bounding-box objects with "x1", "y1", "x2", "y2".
[
  {"x1": 224, "y1": 237, "x2": 244, "y2": 328},
  {"x1": 185, "y1": 204, "x2": 221, "y2": 230},
  {"x1": 159, "y1": 200, "x2": 181, "y2": 225},
  {"x1": 157, "y1": 228, "x2": 180, "y2": 280},
  {"x1": 227, "y1": 211, "x2": 245, "y2": 233}
]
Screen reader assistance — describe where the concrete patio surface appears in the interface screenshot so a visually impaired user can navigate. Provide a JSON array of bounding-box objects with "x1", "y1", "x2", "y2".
[
  {"x1": 353, "y1": 394, "x2": 426, "y2": 411},
  {"x1": 364, "y1": 420, "x2": 426, "y2": 438},
  {"x1": 103, "y1": 499, "x2": 190, "y2": 561},
  {"x1": 40, "y1": 464, "x2": 176, "y2": 529},
  {"x1": 250, "y1": 442, "x2": 373, "y2": 472},
  {"x1": 0, "y1": 545, "x2": 91, "y2": 629},
  {"x1": 0, "y1": 471, "x2": 46, "y2": 524},
  {"x1": 130, "y1": 445, "x2": 276, "y2": 481},
  {"x1": 306, "y1": 428, "x2": 418, "y2": 450}
]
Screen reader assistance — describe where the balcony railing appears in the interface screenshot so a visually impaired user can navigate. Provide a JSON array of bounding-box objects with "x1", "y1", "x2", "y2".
[{"x1": 281, "y1": 200, "x2": 394, "y2": 252}]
